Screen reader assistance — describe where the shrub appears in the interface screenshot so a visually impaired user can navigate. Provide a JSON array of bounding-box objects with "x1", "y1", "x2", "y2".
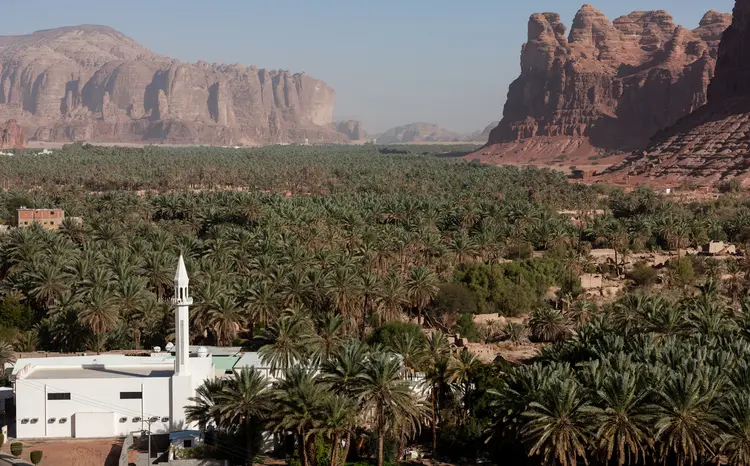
[
  {"x1": 503, "y1": 322, "x2": 527, "y2": 345},
  {"x1": 0, "y1": 432, "x2": 4, "y2": 448},
  {"x1": 368, "y1": 322, "x2": 426, "y2": 348},
  {"x1": 718, "y1": 178, "x2": 742, "y2": 193},
  {"x1": 627, "y1": 261, "x2": 658, "y2": 287},
  {"x1": 30, "y1": 451, "x2": 43, "y2": 465},
  {"x1": 10, "y1": 442, "x2": 23, "y2": 457},
  {"x1": 454, "y1": 313, "x2": 481, "y2": 342}
]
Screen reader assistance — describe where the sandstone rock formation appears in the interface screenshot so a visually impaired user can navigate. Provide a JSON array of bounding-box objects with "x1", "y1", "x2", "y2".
[
  {"x1": 0, "y1": 119, "x2": 26, "y2": 148},
  {"x1": 0, "y1": 25, "x2": 346, "y2": 145},
  {"x1": 334, "y1": 120, "x2": 367, "y2": 141},
  {"x1": 606, "y1": 0, "x2": 750, "y2": 184},
  {"x1": 469, "y1": 122, "x2": 500, "y2": 143},
  {"x1": 375, "y1": 123, "x2": 463, "y2": 144},
  {"x1": 480, "y1": 5, "x2": 731, "y2": 160}
]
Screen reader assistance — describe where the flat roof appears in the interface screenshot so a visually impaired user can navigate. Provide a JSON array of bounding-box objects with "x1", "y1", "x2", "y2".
[
  {"x1": 12, "y1": 355, "x2": 174, "y2": 375},
  {"x1": 24, "y1": 365, "x2": 174, "y2": 380}
]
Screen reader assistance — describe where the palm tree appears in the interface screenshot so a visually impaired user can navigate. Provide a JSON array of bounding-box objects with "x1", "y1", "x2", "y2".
[
  {"x1": 259, "y1": 315, "x2": 309, "y2": 375},
  {"x1": 78, "y1": 287, "x2": 119, "y2": 342},
  {"x1": 376, "y1": 272, "x2": 407, "y2": 325},
  {"x1": 186, "y1": 377, "x2": 227, "y2": 430},
  {"x1": 448, "y1": 349, "x2": 477, "y2": 419},
  {"x1": 316, "y1": 394, "x2": 358, "y2": 466},
  {"x1": 273, "y1": 367, "x2": 326, "y2": 466},
  {"x1": 207, "y1": 295, "x2": 244, "y2": 346},
  {"x1": 529, "y1": 307, "x2": 571, "y2": 343},
  {"x1": 0, "y1": 341, "x2": 16, "y2": 368},
  {"x1": 27, "y1": 263, "x2": 69, "y2": 309},
  {"x1": 405, "y1": 266, "x2": 439, "y2": 325},
  {"x1": 309, "y1": 313, "x2": 344, "y2": 365},
  {"x1": 653, "y1": 371, "x2": 720, "y2": 466},
  {"x1": 589, "y1": 371, "x2": 653, "y2": 466},
  {"x1": 421, "y1": 332, "x2": 452, "y2": 459},
  {"x1": 522, "y1": 378, "x2": 591, "y2": 466},
  {"x1": 355, "y1": 351, "x2": 425, "y2": 466},
  {"x1": 214, "y1": 368, "x2": 274, "y2": 466},
  {"x1": 718, "y1": 393, "x2": 750, "y2": 466}
]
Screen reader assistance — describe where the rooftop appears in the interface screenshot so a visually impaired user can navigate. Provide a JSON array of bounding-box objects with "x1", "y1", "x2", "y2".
[{"x1": 24, "y1": 364, "x2": 174, "y2": 380}]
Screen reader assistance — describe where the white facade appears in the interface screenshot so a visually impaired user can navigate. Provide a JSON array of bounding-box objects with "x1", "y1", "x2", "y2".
[{"x1": 12, "y1": 256, "x2": 215, "y2": 439}]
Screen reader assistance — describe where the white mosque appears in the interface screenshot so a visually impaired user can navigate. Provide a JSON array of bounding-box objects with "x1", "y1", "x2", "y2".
[{"x1": 11, "y1": 256, "x2": 216, "y2": 439}]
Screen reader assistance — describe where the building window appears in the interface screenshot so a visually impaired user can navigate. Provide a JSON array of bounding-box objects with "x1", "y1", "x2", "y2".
[
  {"x1": 120, "y1": 392, "x2": 143, "y2": 399},
  {"x1": 48, "y1": 393, "x2": 71, "y2": 400},
  {"x1": 224, "y1": 370, "x2": 234, "y2": 375},
  {"x1": 50, "y1": 211, "x2": 55, "y2": 215},
  {"x1": 161, "y1": 417, "x2": 170, "y2": 423},
  {"x1": 119, "y1": 417, "x2": 128, "y2": 423},
  {"x1": 183, "y1": 440, "x2": 192, "y2": 448},
  {"x1": 59, "y1": 417, "x2": 68, "y2": 424},
  {"x1": 30, "y1": 418, "x2": 38, "y2": 424},
  {"x1": 132, "y1": 417, "x2": 142, "y2": 423},
  {"x1": 47, "y1": 418, "x2": 56, "y2": 424}
]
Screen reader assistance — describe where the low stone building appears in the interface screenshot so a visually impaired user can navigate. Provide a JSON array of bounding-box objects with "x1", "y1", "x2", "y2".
[
  {"x1": 580, "y1": 274, "x2": 603, "y2": 290},
  {"x1": 705, "y1": 241, "x2": 737, "y2": 256}
]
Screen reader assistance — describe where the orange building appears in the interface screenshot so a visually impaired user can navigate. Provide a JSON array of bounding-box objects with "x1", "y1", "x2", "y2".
[{"x1": 17, "y1": 208, "x2": 65, "y2": 230}]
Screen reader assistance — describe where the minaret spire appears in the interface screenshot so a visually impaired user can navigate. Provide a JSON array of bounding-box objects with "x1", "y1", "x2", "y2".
[{"x1": 172, "y1": 255, "x2": 192, "y2": 376}]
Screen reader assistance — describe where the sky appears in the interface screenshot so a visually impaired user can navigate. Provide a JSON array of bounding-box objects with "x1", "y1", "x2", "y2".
[{"x1": 1, "y1": 0, "x2": 736, "y2": 134}]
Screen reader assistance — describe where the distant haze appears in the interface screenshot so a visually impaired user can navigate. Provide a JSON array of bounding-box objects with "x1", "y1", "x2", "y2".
[{"x1": 1, "y1": 0, "x2": 734, "y2": 133}]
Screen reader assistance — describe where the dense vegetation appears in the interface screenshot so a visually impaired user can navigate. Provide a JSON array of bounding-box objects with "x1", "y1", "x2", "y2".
[{"x1": 3, "y1": 144, "x2": 750, "y2": 465}]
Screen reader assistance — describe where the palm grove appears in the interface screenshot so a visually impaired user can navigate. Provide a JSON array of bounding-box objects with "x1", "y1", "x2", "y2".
[{"x1": 2, "y1": 144, "x2": 750, "y2": 465}]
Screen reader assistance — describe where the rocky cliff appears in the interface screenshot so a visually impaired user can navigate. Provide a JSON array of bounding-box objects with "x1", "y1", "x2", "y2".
[
  {"x1": 481, "y1": 5, "x2": 731, "y2": 160},
  {"x1": 0, "y1": 119, "x2": 26, "y2": 148},
  {"x1": 375, "y1": 123, "x2": 463, "y2": 144},
  {"x1": 0, "y1": 25, "x2": 346, "y2": 145},
  {"x1": 333, "y1": 120, "x2": 367, "y2": 141},
  {"x1": 605, "y1": 0, "x2": 750, "y2": 184}
]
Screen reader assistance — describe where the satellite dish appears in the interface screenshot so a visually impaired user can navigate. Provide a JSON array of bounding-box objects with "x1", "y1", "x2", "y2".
[{"x1": 197, "y1": 347, "x2": 208, "y2": 358}]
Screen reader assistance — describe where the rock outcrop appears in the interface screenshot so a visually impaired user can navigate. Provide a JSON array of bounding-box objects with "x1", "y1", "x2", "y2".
[
  {"x1": 468, "y1": 122, "x2": 500, "y2": 143},
  {"x1": 334, "y1": 120, "x2": 367, "y2": 141},
  {"x1": 605, "y1": 0, "x2": 750, "y2": 184},
  {"x1": 0, "y1": 25, "x2": 346, "y2": 145},
  {"x1": 375, "y1": 123, "x2": 463, "y2": 144},
  {"x1": 0, "y1": 119, "x2": 26, "y2": 148},
  {"x1": 480, "y1": 6, "x2": 731, "y2": 160}
]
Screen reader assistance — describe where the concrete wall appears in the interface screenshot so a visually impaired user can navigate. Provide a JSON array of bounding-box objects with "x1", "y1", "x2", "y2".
[
  {"x1": 15, "y1": 376, "x2": 172, "y2": 439},
  {"x1": 119, "y1": 433, "x2": 135, "y2": 466}
]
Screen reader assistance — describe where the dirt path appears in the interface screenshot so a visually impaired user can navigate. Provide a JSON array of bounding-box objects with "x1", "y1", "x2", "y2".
[{"x1": 1, "y1": 438, "x2": 122, "y2": 466}]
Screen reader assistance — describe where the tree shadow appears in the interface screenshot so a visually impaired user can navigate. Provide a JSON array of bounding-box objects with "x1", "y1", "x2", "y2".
[{"x1": 104, "y1": 441, "x2": 123, "y2": 466}]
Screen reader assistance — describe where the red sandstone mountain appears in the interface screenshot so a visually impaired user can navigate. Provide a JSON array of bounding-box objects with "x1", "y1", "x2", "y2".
[
  {"x1": 0, "y1": 25, "x2": 347, "y2": 145},
  {"x1": 0, "y1": 119, "x2": 26, "y2": 149},
  {"x1": 606, "y1": 0, "x2": 750, "y2": 185},
  {"x1": 476, "y1": 5, "x2": 731, "y2": 162}
]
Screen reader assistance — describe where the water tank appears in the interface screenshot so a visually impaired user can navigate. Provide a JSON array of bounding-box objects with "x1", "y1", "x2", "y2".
[
  {"x1": 153, "y1": 346, "x2": 161, "y2": 353},
  {"x1": 197, "y1": 347, "x2": 208, "y2": 358}
]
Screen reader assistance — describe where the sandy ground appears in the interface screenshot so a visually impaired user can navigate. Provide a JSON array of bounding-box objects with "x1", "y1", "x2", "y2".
[{"x1": 1, "y1": 438, "x2": 122, "y2": 466}]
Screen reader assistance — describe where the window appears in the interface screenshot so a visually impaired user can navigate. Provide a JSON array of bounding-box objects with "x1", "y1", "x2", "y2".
[
  {"x1": 224, "y1": 370, "x2": 234, "y2": 375},
  {"x1": 30, "y1": 418, "x2": 38, "y2": 424},
  {"x1": 120, "y1": 392, "x2": 142, "y2": 400},
  {"x1": 149, "y1": 416, "x2": 159, "y2": 423},
  {"x1": 48, "y1": 393, "x2": 71, "y2": 400},
  {"x1": 183, "y1": 440, "x2": 193, "y2": 448},
  {"x1": 47, "y1": 418, "x2": 56, "y2": 424},
  {"x1": 132, "y1": 417, "x2": 142, "y2": 423},
  {"x1": 59, "y1": 417, "x2": 68, "y2": 424},
  {"x1": 119, "y1": 417, "x2": 128, "y2": 423},
  {"x1": 161, "y1": 417, "x2": 169, "y2": 423},
  {"x1": 20, "y1": 419, "x2": 29, "y2": 424},
  {"x1": 50, "y1": 211, "x2": 55, "y2": 215}
]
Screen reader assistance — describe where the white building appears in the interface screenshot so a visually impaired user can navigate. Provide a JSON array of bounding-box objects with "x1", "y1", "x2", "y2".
[{"x1": 12, "y1": 256, "x2": 214, "y2": 439}]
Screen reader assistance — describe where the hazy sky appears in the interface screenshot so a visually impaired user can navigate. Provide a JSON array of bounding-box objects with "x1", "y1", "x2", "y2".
[{"x1": 1, "y1": 0, "x2": 735, "y2": 133}]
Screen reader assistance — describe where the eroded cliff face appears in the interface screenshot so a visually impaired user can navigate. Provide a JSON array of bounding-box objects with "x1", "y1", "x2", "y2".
[
  {"x1": 0, "y1": 25, "x2": 345, "y2": 145},
  {"x1": 484, "y1": 5, "x2": 731, "y2": 159},
  {"x1": 333, "y1": 120, "x2": 368, "y2": 141},
  {"x1": 0, "y1": 119, "x2": 26, "y2": 149},
  {"x1": 606, "y1": 0, "x2": 750, "y2": 184}
]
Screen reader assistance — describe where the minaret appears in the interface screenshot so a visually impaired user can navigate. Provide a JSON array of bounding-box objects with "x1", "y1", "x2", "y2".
[{"x1": 172, "y1": 255, "x2": 193, "y2": 376}]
